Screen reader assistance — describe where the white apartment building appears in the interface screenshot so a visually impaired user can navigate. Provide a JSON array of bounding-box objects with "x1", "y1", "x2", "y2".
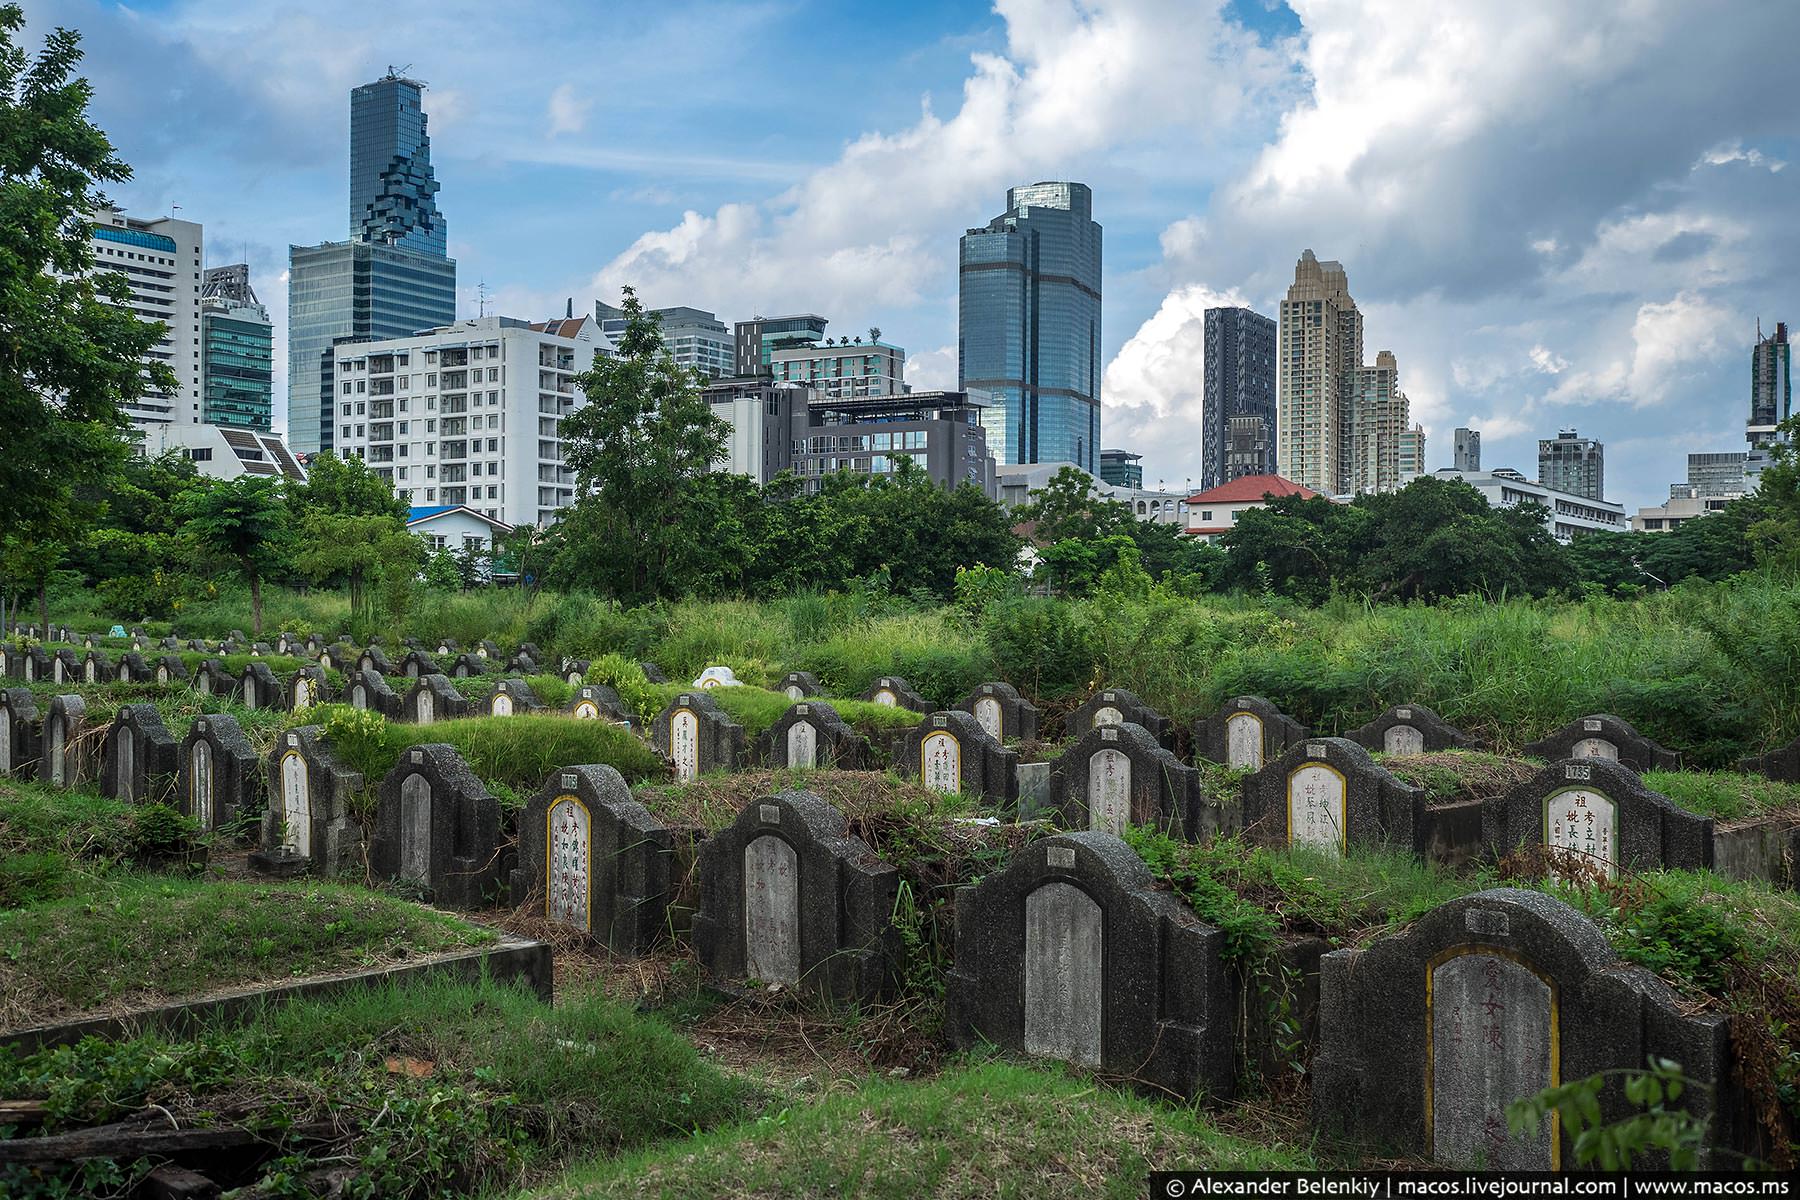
[
  {"x1": 333, "y1": 315, "x2": 596, "y2": 528},
  {"x1": 1433, "y1": 467, "x2": 1626, "y2": 541},
  {"x1": 89, "y1": 208, "x2": 204, "y2": 427}
]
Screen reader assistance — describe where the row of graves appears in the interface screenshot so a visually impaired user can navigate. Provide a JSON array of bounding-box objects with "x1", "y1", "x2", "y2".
[{"x1": 6, "y1": 633, "x2": 1800, "y2": 1168}]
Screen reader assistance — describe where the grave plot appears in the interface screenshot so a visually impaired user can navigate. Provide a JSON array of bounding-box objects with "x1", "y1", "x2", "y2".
[
  {"x1": 653, "y1": 691, "x2": 747, "y2": 783},
  {"x1": 1048, "y1": 722, "x2": 1199, "y2": 837},
  {"x1": 511, "y1": 764, "x2": 681, "y2": 952},
  {"x1": 239, "y1": 662, "x2": 283, "y2": 710},
  {"x1": 193, "y1": 658, "x2": 237, "y2": 701},
  {"x1": 567, "y1": 683, "x2": 634, "y2": 724},
  {"x1": 402, "y1": 674, "x2": 470, "y2": 725},
  {"x1": 98, "y1": 704, "x2": 178, "y2": 804},
  {"x1": 562, "y1": 658, "x2": 590, "y2": 685},
  {"x1": 1484, "y1": 758, "x2": 1714, "y2": 879},
  {"x1": 1347, "y1": 704, "x2": 1480, "y2": 755},
  {"x1": 40, "y1": 695, "x2": 90, "y2": 789},
  {"x1": 480, "y1": 677, "x2": 543, "y2": 716},
  {"x1": 692, "y1": 789, "x2": 899, "y2": 1002},
  {"x1": 760, "y1": 701, "x2": 864, "y2": 769},
  {"x1": 859, "y1": 676, "x2": 930, "y2": 712},
  {"x1": 1741, "y1": 735, "x2": 1800, "y2": 783},
  {"x1": 692, "y1": 665, "x2": 744, "y2": 689},
  {"x1": 1526, "y1": 713, "x2": 1680, "y2": 772},
  {"x1": 433, "y1": 637, "x2": 459, "y2": 656},
  {"x1": 368, "y1": 744, "x2": 504, "y2": 910},
  {"x1": 945, "y1": 832, "x2": 1234, "y2": 1101},
  {"x1": 475, "y1": 639, "x2": 504, "y2": 661},
  {"x1": 48, "y1": 648, "x2": 80, "y2": 683},
  {"x1": 778, "y1": 670, "x2": 821, "y2": 700},
  {"x1": 958, "y1": 681, "x2": 1039, "y2": 743},
  {"x1": 114, "y1": 651, "x2": 151, "y2": 682},
  {"x1": 1310, "y1": 888, "x2": 1732, "y2": 1169},
  {"x1": 894, "y1": 711, "x2": 1020, "y2": 805},
  {"x1": 274, "y1": 632, "x2": 301, "y2": 655},
  {"x1": 79, "y1": 649, "x2": 113, "y2": 684},
  {"x1": 640, "y1": 661, "x2": 670, "y2": 683},
  {"x1": 152, "y1": 654, "x2": 188, "y2": 684},
  {"x1": 254, "y1": 726, "x2": 364, "y2": 878},
  {"x1": 1069, "y1": 688, "x2": 1174, "y2": 748},
  {"x1": 1193, "y1": 696, "x2": 1308, "y2": 771},
  {"x1": 179, "y1": 714, "x2": 261, "y2": 832},
  {"x1": 1, "y1": 688, "x2": 40, "y2": 778},
  {"x1": 1239, "y1": 737, "x2": 1428, "y2": 857},
  {"x1": 1379, "y1": 751, "x2": 1544, "y2": 868},
  {"x1": 450, "y1": 652, "x2": 486, "y2": 678},
  {"x1": 344, "y1": 667, "x2": 402, "y2": 716},
  {"x1": 507, "y1": 651, "x2": 541, "y2": 675},
  {"x1": 288, "y1": 665, "x2": 331, "y2": 712},
  {"x1": 357, "y1": 646, "x2": 398, "y2": 676},
  {"x1": 400, "y1": 649, "x2": 438, "y2": 678}
]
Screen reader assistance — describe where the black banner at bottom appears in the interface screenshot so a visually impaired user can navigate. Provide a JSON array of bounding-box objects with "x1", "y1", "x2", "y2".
[{"x1": 1148, "y1": 1173, "x2": 1795, "y2": 1200}]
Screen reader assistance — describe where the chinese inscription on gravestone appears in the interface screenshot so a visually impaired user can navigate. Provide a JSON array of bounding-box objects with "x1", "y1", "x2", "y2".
[{"x1": 1429, "y1": 949, "x2": 1555, "y2": 1169}]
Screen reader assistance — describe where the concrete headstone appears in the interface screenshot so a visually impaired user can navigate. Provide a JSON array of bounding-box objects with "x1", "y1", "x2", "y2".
[
  {"x1": 254, "y1": 726, "x2": 364, "y2": 877},
  {"x1": 956, "y1": 681, "x2": 1040, "y2": 744},
  {"x1": 99, "y1": 704, "x2": 178, "y2": 804},
  {"x1": 1069, "y1": 688, "x2": 1174, "y2": 748},
  {"x1": 858, "y1": 676, "x2": 930, "y2": 713},
  {"x1": 369, "y1": 744, "x2": 503, "y2": 909},
  {"x1": 652, "y1": 691, "x2": 746, "y2": 782},
  {"x1": 1049, "y1": 721, "x2": 1200, "y2": 837},
  {"x1": 178, "y1": 714, "x2": 261, "y2": 832},
  {"x1": 1347, "y1": 704, "x2": 1481, "y2": 756},
  {"x1": 1483, "y1": 758, "x2": 1714, "y2": 879},
  {"x1": 777, "y1": 671, "x2": 821, "y2": 701},
  {"x1": 1239, "y1": 737, "x2": 1428, "y2": 857},
  {"x1": 760, "y1": 701, "x2": 863, "y2": 769},
  {"x1": 893, "y1": 710, "x2": 1020, "y2": 806},
  {"x1": 1525, "y1": 714, "x2": 1680, "y2": 773}
]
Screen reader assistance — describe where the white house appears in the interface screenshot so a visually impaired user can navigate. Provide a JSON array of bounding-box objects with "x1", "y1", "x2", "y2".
[
  {"x1": 407, "y1": 504, "x2": 513, "y2": 560},
  {"x1": 1183, "y1": 474, "x2": 1321, "y2": 542}
]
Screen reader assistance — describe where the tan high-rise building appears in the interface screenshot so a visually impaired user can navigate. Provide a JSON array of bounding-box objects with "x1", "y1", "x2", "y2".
[
  {"x1": 1348, "y1": 350, "x2": 1413, "y2": 494},
  {"x1": 1278, "y1": 250, "x2": 1362, "y2": 494}
]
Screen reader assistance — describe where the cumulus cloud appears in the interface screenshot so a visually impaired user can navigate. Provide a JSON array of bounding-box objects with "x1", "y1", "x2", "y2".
[{"x1": 546, "y1": 84, "x2": 591, "y2": 137}]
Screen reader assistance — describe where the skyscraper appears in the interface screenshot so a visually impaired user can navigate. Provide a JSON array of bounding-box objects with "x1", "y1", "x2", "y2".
[
  {"x1": 1200, "y1": 307, "x2": 1277, "y2": 488},
  {"x1": 1277, "y1": 250, "x2": 1362, "y2": 495},
  {"x1": 289, "y1": 72, "x2": 455, "y2": 458},
  {"x1": 1453, "y1": 427, "x2": 1482, "y2": 472},
  {"x1": 959, "y1": 181, "x2": 1102, "y2": 473},
  {"x1": 201, "y1": 265, "x2": 273, "y2": 430},
  {"x1": 1347, "y1": 350, "x2": 1412, "y2": 495},
  {"x1": 1749, "y1": 320, "x2": 1791, "y2": 451},
  {"x1": 88, "y1": 208, "x2": 204, "y2": 429},
  {"x1": 1539, "y1": 428, "x2": 1604, "y2": 501}
]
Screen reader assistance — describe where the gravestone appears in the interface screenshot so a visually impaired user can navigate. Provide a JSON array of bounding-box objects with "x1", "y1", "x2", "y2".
[
  {"x1": 400, "y1": 650, "x2": 437, "y2": 679},
  {"x1": 518, "y1": 641, "x2": 543, "y2": 663},
  {"x1": 858, "y1": 676, "x2": 930, "y2": 713},
  {"x1": 41, "y1": 694, "x2": 89, "y2": 789},
  {"x1": 317, "y1": 645, "x2": 353, "y2": 674},
  {"x1": 1239, "y1": 737, "x2": 1428, "y2": 857},
  {"x1": 777, "y1": 671, "x2": 821, "y2": 701},
  {"x1": 1311, "y1": 888, "x2": 1731, "y2": 1169},
  {"x1": 480, "y1": 678, "x2": 543, "y2": 717},
  {"x1": 1069, "y1": 688, "x2": 1175, "y2": 748},
  {"x1": 305, "y1": 633, "x2": 328, "y2": 655},
  {"x1": 566, "y1": 684, "x2": 633, "y2": 725},
  {"x1": 152, "y1": 655, "x2": 189, "y2": 685},
  {"x1": 358, "y1": 646, "x2": 398, "y2": 676},
  {"x1": 369, "y1": 744, "x2": 503, "y2": 909},
  {"x1": 434, "y1": 638, "x2": 459, "y2": 655},
  {"x1": 158, "y1": 635, "x2": 181, "y2": 651},
  {"x1": 115, "y1": 651, "x2": 151, "y2": 683},
  {"x1": 401, "y1": 674, "x2": 469, "y2": 725},
  {"x1": 1192, "y1": 696, "x2": 1309, "y2": 771},
  {"x1": 639, "y1": 661, "x2": 669, "y2": 684},
  {"x1": 49, "y1": 648, "x2": 80, "y2": 683},
  {"x1": 344, "y1": 667, "x2": 403, "y2": 717},
  {"x1": 945, "y1": 832, "x2": 1235, "y2": 1101},
  {"x1": 1740, "y1": 735, "x2": 1800, "y2": 783},
  {"x1": 893, "y1": 711, "x2": 1020, "y2": 805},
  {"x1": 1348, "y1": 704, "x2": 1481, "y2": 756},
  {"x1": 652, "y1": 691, "x2": 746, "y2": 782},
  {"x1": 510, "y1": 764, "x2": 678, "y2": 953},
  {"x1": 99, "y1": 704, "x2": 178, "y2": 804},
  {"x1": 1049, "y1": 722, "x2": 1199, "y2": 837},
  {"x1": 476, "y1": 639, "x2": 503, "y2": 660},
  {"x1": 275, "y1": 632, "x2": 300, "y2": 656},
  {"x1": 1525, "y1": 714, "x2": 1680, "y2": 773},
  {"x1": 1483, "y1": 758, "x2": 1714, "y2": 880},
  {"x1": 562, "y1": 659, "x2": 591, "y2": 686},
  {"x1": 239, "y1": 662, "x2": 283, "y2": 711},
  {"x1": 193, "y1": 659, "x2": 237, "y2": 701},
  {"x1": 760, "y1": 701, "x2": 863, "y2": 769},
  {"x1": 692, "y1": 665, "x2": 743, "y2": 689},
  {"x1": 450, "y1": 653, "x2": 486, "y2": 678},
  {"x1": 692, "y1": 790, "x2": 898, "y2": 1001},
  {"x1": 0, "y1": 689, "x2": 40, "y2": 779},
  {"x1": 957, "y1": 681, "x2": 1040, "y2": 744},
  {"x1": 82, "y1": 649, "x2": 114, "y2": 684},
  {"x1": 178, "y1": 714, "x2": 260, "y2": 832},
  {"x1": 254, "y1": 726, "x2": 364, "y2": 877},
  {"x1": 250, "y1": 641, "x2": 273, "y2": 656},
  {"x1": 18, "y1": 646, "x2": 49, "y2": 683},
  {"x1": 287, "y1": 665, "x2": 331, "y2": 712},
  {"x1": 506, "y1": 652, "x2": 540, "y2": 676}
]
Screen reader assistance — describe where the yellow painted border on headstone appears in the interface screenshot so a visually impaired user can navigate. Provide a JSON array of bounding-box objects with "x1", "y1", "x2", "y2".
[
  {"x1": 1423, "y1": 944, "x2": 1561, "y2": 1170},
  {"x1": 920, "y1": 730, "x2": 960, "y2": 790},
  {"x1": 1539, "y1": 785, "x2": 1620, "y2": 879},
  {"x1": 545, "y1": 793, "x2": 593, "y2": 932},
  {"x1": 1284, "y1": 760, "x2": 1348, "y2": 855}
]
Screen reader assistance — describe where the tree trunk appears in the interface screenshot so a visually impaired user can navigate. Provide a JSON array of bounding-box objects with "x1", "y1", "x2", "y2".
[
  {"x1": 38, "y1": 580, "x2": 49, "y2": 638},
  {"x1": 249, "y1": 567, "x2": 263, "y2": 636}
]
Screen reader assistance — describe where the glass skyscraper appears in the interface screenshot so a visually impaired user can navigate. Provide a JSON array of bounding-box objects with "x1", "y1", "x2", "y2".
[
  {"x1": 958, "y1": 182, "x2": 1102, "y2": 473},
  {"x1": 288, "y1": 73, "x2": 454, "y2": 457},
  {"x1": 1200, "y1": 306, "x2": 1277, "y2": 488}
]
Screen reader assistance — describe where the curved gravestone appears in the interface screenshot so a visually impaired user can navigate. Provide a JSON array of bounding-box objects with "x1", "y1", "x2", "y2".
[
  {"x1": 369, "y1": 744, "x2": 503, "y2": 910},
  {"x1": 567, "y1": 684, "x2": 633, "y2": 725},
  {"x1": 0, "y1": 689, "x2": 40, "y2": 779},
  {"x1": 254, "y1": 726, "x2": 364, "y2": 878},
  {"x1": 357, "y1": 646, "x2": 398, "y2": 677},
  {"x1": 894, "y1": 711, "x2": 1020, "y2": 805},
  {"x1": 652, "y1": 691, "x2": 746, "y2": 783},
  {"x1": 639, "y1": 661, "x2": 669, "y2": 684},
  {"x1": 946, "y1": 832, "x2": 1234, "y2": 1101},
  {"x1": 49, "y1": 648, "x2": 80, "y2": 684},
  {"x1": 41, "y1": 695, "x2": 89, "y2": 789},
  {"x1": 400, "y1": 650, "x2": 438, "y2": 679},
  {"x1": 510, "y1": 764, "x2": 678, "y2": 953},
  {"x1": 401, "y1": 674, "x2": 469, "y2": 726},
  {"x1": 99, "y1": 704, "x2": 178, "y2": 804},
  {"x1": 17, "y1": 646, "x2": 49, "y2": 683},
  {"x1": 480, "y1": 678, "x2": 543, "y2": 717},
  {"x1": 450, "y1": 653, "x2": 485, "y2": 679},
  {"x1": 344, "y1": 668, "x2": 402, "y2": 717},
  {"x1": 178, "y1": 714, "x2": 260, "y2": 832},
  {"x1": 1239, "y1": 737, "x2": 1427, "y2": 857},
  {"x1": 287, "y1": 665, "x2": 331, "y2": 713},
  {"x1": 692, "y1": 790, "x2": 898, "y2": 1002},
  {"x1": 858, "y1": 676, "x2": 930, "y2": 713},
  {"x1": 1192, "y1": 696, "x2": 1308, "y2": 771},
  {"x1": 1482, "y1": 758, "x2": 1714, "y2": 880},
  {"x1": 777, "y1": 671, "x2": 821, "y2": 701},
  {"x1": 1347, "y1": 704, "x2": 1480, "y2": 756},
  {"x1": 433, "y1": 638, "x2": 459, "y2": 656},
  {"x1": 1310, "y1": 888, "x2": 1730, "y2": 1169},
  {"x1": 81, "y1": 650, "x2": 114, "y2": 684},
  {"x1": 691, "y1": 665, "x2": 742, "y2": 690},
  {"x1": 1069, "y1": 688, "x2": 1174, "y2": 748},
  {"x1": 1739, "y1": 736, "x2": 1800, "y2": 783},
  {"x1": 1049, "y1": 722, "x2": 1199, "y2": 837},
  {"x1": 957, "y1": 682, "x2": 1039, "y2": 744},
  {"x1": 193, "y1": 659, "x2": 237, "y2": 701},
  {"x1": 506, "y1": 653, "x2": 540, "y2": 676},
  {"x1": 152, "y1": 655, "x2": 189, "y2": 685},
  {"x1": 275, "y1": 632, "x2": 301, "y2": 656},
  {"x1": 115, "y1": 651, "x2": 152, "y2": 683},
  {"x1": 562, "y1": 659, "x2": 591, "y2": 686},
  {"x1": 1525, "y1": 714, "x2": 1679, "y2": 773},
  {"x1": 760, "y1": 701, "x2": 863, "y2": 769},
  {"x1": 239, "y1": 662, "x2": 283, "y2": 711},
  {"x1": 475, "y1": 639, "x2": 503, "y2": 661}
]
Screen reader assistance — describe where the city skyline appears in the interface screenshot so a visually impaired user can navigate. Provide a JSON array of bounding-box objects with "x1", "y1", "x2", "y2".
[{"x1": 27, "y1": 0, "x2": 1800, "y2": 510}]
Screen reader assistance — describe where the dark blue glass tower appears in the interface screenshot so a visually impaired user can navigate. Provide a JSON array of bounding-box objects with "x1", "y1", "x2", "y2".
[
  {"x1": 349, "y1": 73, "x2": 447, "y2": 255},
  {"x1": 958, "y1": 182, "x2": 1102, "y2": 473}
]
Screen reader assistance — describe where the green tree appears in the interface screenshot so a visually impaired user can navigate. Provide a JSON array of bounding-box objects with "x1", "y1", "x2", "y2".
[
  {"x1": 176, "y1": 475, "x2": 290, "y2": 634},
  {"x1": 1745, "y1": 416, "x2": 1800, "y2": 574},
  {"x1": 289, "y1": 451, "x2": 408, "y2": 521},
  {"x1": 287, "y1": 453, "x2": 419, "y2": 635},
  {"x1": 422, "y1": 546, "x2": 461, "y2": 591}
]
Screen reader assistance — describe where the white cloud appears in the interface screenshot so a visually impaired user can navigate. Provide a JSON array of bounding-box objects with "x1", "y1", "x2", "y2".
[
  {"x1": 1625, "y1": 292, "x2": 1738, "y2": 407},
  {"x1": 907, "y1": 344, "x2": 958, "y2": 392},
  {"x1": 1697, "y1": 140, "x2": 1786, "y2": 172},
  {"x1": 546, "y1": 84, "x2": 591, "y2": 137},
  {"x1": 1528, "y1": 345, "x2": 1568, "y2": 374}
]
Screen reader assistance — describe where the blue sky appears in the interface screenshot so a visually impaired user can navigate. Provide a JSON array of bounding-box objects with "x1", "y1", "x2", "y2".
[{"x1": 28, "y1": 0, "x2": 1799, "y2": 510}]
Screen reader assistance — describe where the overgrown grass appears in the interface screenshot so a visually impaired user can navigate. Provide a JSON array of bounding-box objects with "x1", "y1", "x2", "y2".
[
  {"x1": 0, "y1": 782, "x2": 206, "y2": 907},
  {"x1": 1643, "y1": 770, "x2": 1800, "y2": 823},
  {"x1": 1377, "y1": 750, "x2": 1542, "y2": 805},
  {"x1": 0, "y1": 875, "x2": 490, "y2": 1029},
  {"x1": 537, "y1": 1058, "x2": 1315, "y2": 1197}
]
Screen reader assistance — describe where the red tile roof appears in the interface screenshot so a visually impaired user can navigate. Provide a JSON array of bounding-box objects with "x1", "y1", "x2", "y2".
[{"x1": 1184, "y1": 474, "x2": 1318, "y2": 505}]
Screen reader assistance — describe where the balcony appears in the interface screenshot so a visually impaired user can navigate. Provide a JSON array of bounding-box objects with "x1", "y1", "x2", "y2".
[
  {"x1": 369, "y1": 423, "x2": 394, "y2": 442},
  {"x1": 442, "y1": 487, "x2": 467, "y2": 506},
  {"x1": 440, "y1": 349, "x2": 469, "y2": 368},
  {"x1": 441, "y1": 370, "x2": 468, "y2": 390},
  {"x1": 440, "y1": 440, "x2": 468, "y2": 461},
  {"x1": 369, "y1": 401, "x2": 394, "y2": 419},
  {"x1": 439, "y1": 465, "x2": 467, "y2": 483},
  {"x1": 440, "y1": 417, "x2": 467, "y2": 437},
  {"x1": 440, "y1": 395, "x2": 467, "y2": 415}
]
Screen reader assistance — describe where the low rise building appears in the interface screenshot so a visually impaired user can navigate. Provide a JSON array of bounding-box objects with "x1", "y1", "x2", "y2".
[
  {"x1": 792, "y1": 391, "x2": 994, "y2": 496},
  {"x1": 1183, "y1": 474, "x2": 1319, "y2": 543},
  {"x1": 703, "y1": 377, "x2": 811, "y2": 485},
  {"x1": 1433, "y1": 467, "x2": 1626, "y2": 540},
  {"x1": 771, "y1": 335, "x2": 906, "y2": 399},
  {"x1": 407, "y1": 504, "x2": 513, "y2": 558},
  {"x1": 1631, "y1": 492, "x2": 1738, "y2": 532},
  {"x1": 144, "y1": 422, "x2": 305, "y2": 482},
  {"x1": 1099, "y1": 449, "x2": 1143, "y2": 488},
  {"x1": 995, "y1": 461, "x2": 1189, "y2": 527}
]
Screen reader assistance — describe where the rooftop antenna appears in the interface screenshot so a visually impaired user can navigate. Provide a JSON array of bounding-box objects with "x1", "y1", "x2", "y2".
[{"x1": 477, "y1": 279, "x2": 491, "y2": 318}]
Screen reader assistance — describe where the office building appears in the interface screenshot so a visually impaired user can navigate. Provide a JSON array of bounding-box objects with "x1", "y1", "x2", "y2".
[
  {"x1": 1538, "y1": 428, "x2": 1604, "y2": 501},
  {"x1": 1748, "y1": 321, "x2": 1791, "y2": 484},
  {"x1": 1200, "y1": 307, "x2": 1277, "y2": 487},
  {"x1": 597, "y1": 303, "x2": 733, "y2": 378},
  {"x1": 88, "y1": 208, "x2": 204, "y2": 428},
  {"x1": 1453, "y1": 427, "x2": 1482, "y2": 472},
  {"x1": 959, "y1": 181, "x2": 1103, "y2": 472},
  {"x1": 1632, "y1": 493, "x2": 1737, "y2": 532},
  {"x1": 290, "y1": 73, "x2": 456, "y2": 458},
  {"x1": 1277, "y1": 250, "x2": 1362, "y2": 495},
  {"x1": 1347, "y1": 350, "x2": 1412, "y2": 495},
  {"x1": 1675, "y1": 452, "x2": 1747, "y2": 499},
  {"x1": 331, "y1": 314, "x2": 596, "y2": 528},
  {"x1": 771, "y1": 334, "x2": 906, "y2": 398},
  {"x1": 734, "y1": 315, "x2": 830, "y2": 377},
  {"x1": 200, "y1": 265, "x2": 273, "y2": 430},
  {"x1": 1435, "y1": 467, "x2": 1624, "y2": 540},
  {"x1": 703, "y1": 378, "x2": 812, "y2": 485},
  {"x1": 792, "y1": 391, "x2": 996, "y2": 496},
  {"x1": 1099, "y1": 449, "x2": 1143, "y2": 489}
]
